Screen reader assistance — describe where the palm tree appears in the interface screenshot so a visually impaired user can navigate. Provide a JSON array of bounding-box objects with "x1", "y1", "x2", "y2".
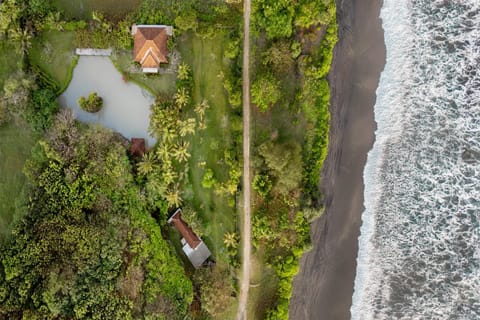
[
  {"x1": 165, "y1": 186, "x2": 182, "y2": 207},
  {"x1": 161, "y1": 168, "x2": 178, "y2": 186},
  {"x1": 174, "y1": 141, "x2": 190, "y2": 163},
  {"x1": 174, "y1": 88, "x2": 190, "y2": 109},
  {"x1": 162, "y1": 127, "x2": 177, "y2": 143},
  {"x1": 10, "y1": 27, "x2": 32, "y2": 53},
  {"x1": 137, "y1": 152, "x2": 157, "y2": 176},
  {"x1": 194, "y1": 99, "x2": 210, "y2": 120},
  {"x1": 179, "y1": 118, "x2": 196, "y2": 137},
  {"x1": 91, "y1": 10, "x2": 104, "y2": 23},
  {"x1": 45, "y1": 11, "x2": 63, "y2": 31},
  {"x1": 156, "y1": 144, "x2": 171, "y2": 162},
  {"x1": 223, "y1": 232, "x2": 238, "y2": 248},
  {"x1": 177, "y1": 63, "x2": 191, "y2": 81}
]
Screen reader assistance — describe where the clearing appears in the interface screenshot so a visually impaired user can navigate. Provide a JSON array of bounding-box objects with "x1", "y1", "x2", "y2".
[
  {"x1": 178, "y1": 32, "x2": 239, "y2": 267},
  {"x1": 0, "y1": 124, "x2": 35, "y2": 239},
  {"x1": 28, "y1": 30, "x2": 77, "y2": 93},
  {"x1": 0, "y1": 42, "x2": 21, "y2": 88}
]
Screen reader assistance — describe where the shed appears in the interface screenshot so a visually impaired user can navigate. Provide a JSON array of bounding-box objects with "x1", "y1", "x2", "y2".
[
  {"x1": 168, "y1": 208, "x2": 211, "y2": 269},
  {"x1": 130, "y1": 138, "x2": 145, "y2": 157}
]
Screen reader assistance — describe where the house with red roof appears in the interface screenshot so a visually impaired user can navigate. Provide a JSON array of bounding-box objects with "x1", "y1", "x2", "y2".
[
  {"x1": 168, "y1": 208, "x2": 212, "y2": 269},
  {"x1": 132, "y1": 24, "x2": 173, "y2": 73}
]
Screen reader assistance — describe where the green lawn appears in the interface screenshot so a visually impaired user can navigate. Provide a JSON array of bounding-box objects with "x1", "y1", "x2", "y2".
[
  {"x1": 248, "y1": 252, "x2": 279, "y2": 320},
  {"x1": 28, "y1": 30, "x2": 77, "y2": 93},
  {"x1": 0, "y1": 124, "x2": 35, "y2": 239},
  {"x1": 110, "y1": 51, "x2": 176, "y2": 96},
  {"x1": 53, "y1": 0, "x2": 141, "y2": 21},
  {"x1": 178, "y1": 32, "x2": 239, "y2": 263},
  {"x1": 0, "y1": 42, "x2": 22, "y2": 89}
]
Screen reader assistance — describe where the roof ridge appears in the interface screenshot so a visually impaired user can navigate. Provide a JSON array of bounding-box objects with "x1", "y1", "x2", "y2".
[{"x1": 140, "y1": 47, "x2": 161, "y2": 65}]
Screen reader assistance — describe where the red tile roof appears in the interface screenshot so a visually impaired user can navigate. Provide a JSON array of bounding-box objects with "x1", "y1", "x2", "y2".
[
  {"x1": 133, "y1": 26, "x2": 168, "y2": 70},
  {"x1": 168, "y1": 209, "x2": 201, "y2": 249}
]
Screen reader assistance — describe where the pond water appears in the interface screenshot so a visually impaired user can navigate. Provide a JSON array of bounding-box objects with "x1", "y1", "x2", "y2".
[{"x1": 59, "y1": 56, "x2": 156, "y2": 147}]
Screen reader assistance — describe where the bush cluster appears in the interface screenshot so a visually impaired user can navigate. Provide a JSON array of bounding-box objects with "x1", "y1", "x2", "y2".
[
  {"x1": 78, "y1": 92, "x2": 103, "y2": 113},
  {"x1": 250, "y1": 0, "x2": 338, "y2": 317},
  {"x1": 0, "y1": 111, "x2": 193, "y2": 319}
]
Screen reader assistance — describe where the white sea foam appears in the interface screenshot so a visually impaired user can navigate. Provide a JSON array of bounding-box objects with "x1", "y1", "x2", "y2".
[{"x1": 351, "y1": 0, "x2": 480, "y2": 319}]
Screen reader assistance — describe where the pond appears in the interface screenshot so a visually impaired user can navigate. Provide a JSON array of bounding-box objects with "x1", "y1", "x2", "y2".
[{"x1": 59, "y1": 56, "x2": 156, "y2": 147}]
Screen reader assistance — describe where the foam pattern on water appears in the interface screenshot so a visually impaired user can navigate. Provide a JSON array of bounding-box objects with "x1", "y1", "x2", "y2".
[{"x1": 351, "y1": 1, "x2": 480, "y2": 319}]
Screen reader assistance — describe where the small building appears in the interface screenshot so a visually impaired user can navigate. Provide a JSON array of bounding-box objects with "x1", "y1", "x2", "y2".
[
  {"x1": 168, "y1": 208, "x2": 211, "y2": 269},
  {"x1": 132, "y1": 24, "x2": 173, "y2": 73},
  {"x1": 130, "y1": 138, "x2": 145, "y2": 157}
]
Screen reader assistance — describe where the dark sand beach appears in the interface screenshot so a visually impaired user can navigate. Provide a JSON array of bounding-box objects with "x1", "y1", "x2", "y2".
[{"x1": 289, "y1": 0, "x2": 386, "y2": 319}]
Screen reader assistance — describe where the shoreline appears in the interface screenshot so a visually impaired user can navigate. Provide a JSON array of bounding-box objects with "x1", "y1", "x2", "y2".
[{"x1": 289, "y1": 0, "x2": 386, "y2": 319}]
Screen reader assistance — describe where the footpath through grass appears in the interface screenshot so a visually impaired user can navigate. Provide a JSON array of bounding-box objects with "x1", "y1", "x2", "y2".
[
  {"x1": 0, "y1": 124, "x2": 35, "y2": 239},
  {"x1": 28, "y1": 30, "x2": 77, "y2": 93},
  {"x1": 178, "y1": 32, "x2": 239, "y2": 266}
]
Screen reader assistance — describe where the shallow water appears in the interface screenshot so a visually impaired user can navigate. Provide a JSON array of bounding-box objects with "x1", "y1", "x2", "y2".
[
  {"x1": 352, "y1": 0, "x2": 480, "y2": 319},
  {"x1": 60, "y1": 56, "x2": 156, "y2": 147}
]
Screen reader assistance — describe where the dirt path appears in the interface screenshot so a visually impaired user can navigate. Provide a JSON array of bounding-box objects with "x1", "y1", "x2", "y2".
[{"x1": 237, "y1": 0, "x2": 251, "y2": 318}]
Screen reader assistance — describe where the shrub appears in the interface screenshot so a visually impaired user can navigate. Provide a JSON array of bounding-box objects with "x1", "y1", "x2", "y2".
[
  {"x1": 193, "y1": 264, "x2": 235, "y2": 318},
  {"x1": 251, "y1": 73, "x2": 281, "y2": 112},
  {"x1": 78, "y1": 92, "x2": 103, "y2": 113},
  {"x1": 201, "y1": 168, "x2": 216, "y2": 189},
  {"x1": 26, "y1": 88, "x2": 59, "y2": 132},
  {"x1": 253, "y1": 173, "x2": 272, "y2": 198},
  {"x1": 258, "y1": 140, "x2": 303, "y2": 195}
]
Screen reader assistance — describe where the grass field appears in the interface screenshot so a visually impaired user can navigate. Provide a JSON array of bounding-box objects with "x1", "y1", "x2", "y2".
[
  {"x1": 28, "y1": 30, "x2": 77, "y2": 92},
  {"x1": 0, "y1": 124, "x2": 35, "y2": 239},
  {"x1": 178, "y1": 32, "x2": 239, "y2": 264},
  {"x1": 53, "y1": 0, "x2": 141, "y2": 21},
  {"x1": 110, "y1": 51, "x2": 176, "y2": 97},
  {"x1": 0, "y1": 42, "x2": 22, "y2": 89}
]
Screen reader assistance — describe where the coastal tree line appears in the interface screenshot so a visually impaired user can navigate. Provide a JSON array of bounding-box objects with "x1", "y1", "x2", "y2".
[{"x1": 249, "y1": 0, "x2": 337, "y2": 318}]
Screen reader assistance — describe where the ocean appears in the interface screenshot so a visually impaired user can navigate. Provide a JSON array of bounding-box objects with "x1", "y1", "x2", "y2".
[{"x1": 351, "y1": 0, "x2": 480, "y2": 319}]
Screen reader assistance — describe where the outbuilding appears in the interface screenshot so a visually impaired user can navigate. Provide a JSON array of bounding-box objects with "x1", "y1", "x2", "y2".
[
  {"x1": 132, "y1": 24, "x2": 173, "y2": 73},
  {"x1": 168, "y1": 208, "x2": 212, "y2": 269}
]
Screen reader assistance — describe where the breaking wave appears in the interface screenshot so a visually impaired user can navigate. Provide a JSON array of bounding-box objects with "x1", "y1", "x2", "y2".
[{"x1": 351, "y1": 0, "x2": 480, "y2": 319}]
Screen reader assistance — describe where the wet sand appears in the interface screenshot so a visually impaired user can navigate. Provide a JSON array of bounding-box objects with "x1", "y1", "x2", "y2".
[{"x1": 289, "y1": 1, "x2": 386, "y2": 319}]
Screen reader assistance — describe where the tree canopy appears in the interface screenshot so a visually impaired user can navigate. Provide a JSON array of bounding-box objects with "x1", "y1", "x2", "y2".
[
  {"x1": 0, "y1": 111, "x2": 193, "y2": 319},
  {"x1": 258, "y1": 140, "x2": 303, "y2": 195}
]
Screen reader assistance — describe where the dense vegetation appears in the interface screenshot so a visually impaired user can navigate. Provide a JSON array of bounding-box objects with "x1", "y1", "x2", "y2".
[
  {"x1": 0, "y1": 111, "x2": 192, "y2": 319},
  {"x1": 249, "y1": 0, "x2": 337, "y2": 318}
]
